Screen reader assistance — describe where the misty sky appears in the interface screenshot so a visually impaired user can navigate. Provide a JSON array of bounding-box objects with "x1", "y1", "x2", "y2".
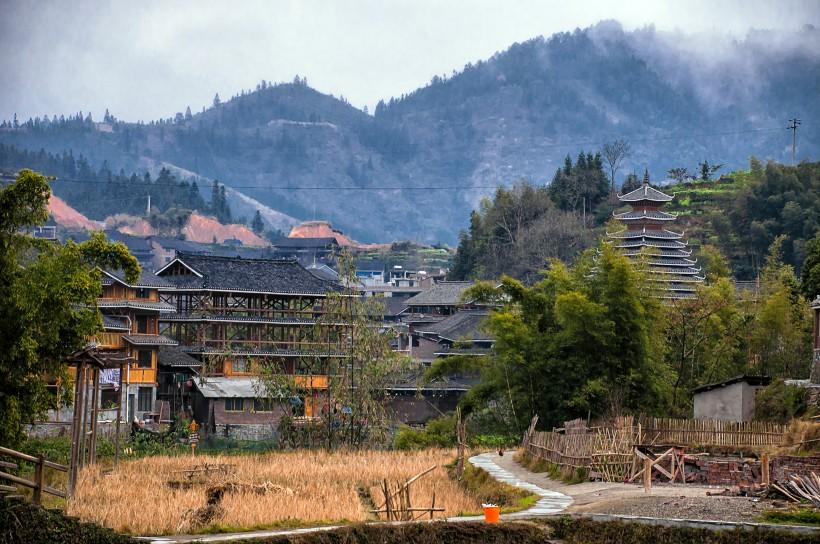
[{"x1": 1, "y1": 0, "x2": 818, "y2": 122}]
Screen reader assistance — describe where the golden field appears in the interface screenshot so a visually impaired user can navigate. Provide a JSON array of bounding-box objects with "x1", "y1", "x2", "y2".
[{"x1": 67, "y1": 449, "x2": 480, "y2": 535}]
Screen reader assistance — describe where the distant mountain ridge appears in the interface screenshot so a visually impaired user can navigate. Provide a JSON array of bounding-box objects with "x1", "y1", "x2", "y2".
[{"x1": 1, "y1": 21, "x2": 817, "y2": 243}]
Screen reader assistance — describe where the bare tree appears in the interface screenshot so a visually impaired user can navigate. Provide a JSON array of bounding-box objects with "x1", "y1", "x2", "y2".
[{"x1": 602, "y1": 139, "x2": 631, "y2": 193}]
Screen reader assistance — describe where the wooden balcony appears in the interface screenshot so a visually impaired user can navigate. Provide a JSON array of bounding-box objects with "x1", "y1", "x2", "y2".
[
  {"x1": 95, "y1": 332, "x2": 124, "y2": 349},
  {"x1": 128, "y1": 367, "x2": 157, "y2": 384}
]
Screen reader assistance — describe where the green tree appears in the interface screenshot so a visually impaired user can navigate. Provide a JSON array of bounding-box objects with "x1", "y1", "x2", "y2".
[
  {"x1": 257, "y1": 252, "x2": 409, "y2": 449},
  {"x1": 430, "y1": 244, "x2": 669, "y2": 431},
  {"x1": 0, "y1": 170, "x2": 139, "y2": 446},
  {"x1": 801, "y1": 232, "x2": 820, "y2": 299}
]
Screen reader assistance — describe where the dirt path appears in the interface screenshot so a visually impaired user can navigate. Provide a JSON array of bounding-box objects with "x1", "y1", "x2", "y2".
[{"x1": 491, "y1": 450, "x2": 787, "y2": 523}]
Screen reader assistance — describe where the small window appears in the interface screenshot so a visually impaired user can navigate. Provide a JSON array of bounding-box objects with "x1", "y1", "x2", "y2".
[
  {"x1": 137, "y1": 387, "x2": 153, "y2": 412},
  {"x1": 136, "y1": 315, "x2": 148, "y2": 334},
  {"x1": 136, "y1": 350, "x2": 152, "y2": 368},
  {"x1": 225, "y1": 398, "x2": 244, "y2": 412},
  {"x1": 136, "y1": 288, "x2": 149, "y2": 299},
  {"x1": 231, "y1": 356, "x2": 249, "y2": 374},
  {"x1": 254, "y1": 398, "x2": 273, "y2": 412}
]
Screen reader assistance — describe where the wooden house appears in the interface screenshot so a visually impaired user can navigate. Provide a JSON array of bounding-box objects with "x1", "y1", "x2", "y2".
[
  {"x1": 155, "y1": 253, "x2": 344, "y2": 439},
  {"x1": 95, "y1": 269, "x2": 177, "y2": 422}
]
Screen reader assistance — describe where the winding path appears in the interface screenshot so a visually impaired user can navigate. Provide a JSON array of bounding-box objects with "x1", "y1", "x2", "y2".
[{"x1": 466, "y1": 452, "x2": 572, "y2": 518}]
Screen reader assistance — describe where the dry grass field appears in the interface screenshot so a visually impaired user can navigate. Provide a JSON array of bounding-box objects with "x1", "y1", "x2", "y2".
[{"x1": 67, "y1": 449, "x2": 481, "y2": 535}]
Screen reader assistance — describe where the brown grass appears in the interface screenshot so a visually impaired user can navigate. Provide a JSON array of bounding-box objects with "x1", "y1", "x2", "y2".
[{"x1": 67, "y1": 449, "x2": 481, "y2": 535}]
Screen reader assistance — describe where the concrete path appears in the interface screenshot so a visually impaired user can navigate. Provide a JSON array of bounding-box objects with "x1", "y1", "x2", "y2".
[
  {"x1": 490, "y1": 450, "x2": 715, "y2": 508},
  {"x1": 467, "y1": 452, "x2": 573, "y2": 517}
]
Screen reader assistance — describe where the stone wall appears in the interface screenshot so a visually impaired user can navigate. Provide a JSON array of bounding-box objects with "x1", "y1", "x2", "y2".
[
  {"x1": 25, "y1": 421, "x2": 127, "y2": 440},
  {"x1": 214, "y1": 423, "x2": 278, "y2": 441}
]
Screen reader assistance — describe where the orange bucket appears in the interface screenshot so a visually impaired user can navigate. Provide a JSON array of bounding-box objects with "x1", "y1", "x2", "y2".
[{"x1": 483, "y1": 504, "x2": 500, "y2": 523}]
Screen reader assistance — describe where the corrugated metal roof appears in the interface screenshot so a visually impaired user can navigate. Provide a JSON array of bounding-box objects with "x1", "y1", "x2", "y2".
[{"x1": 194, "y1": 377, "x2": 267, "y2": 398}]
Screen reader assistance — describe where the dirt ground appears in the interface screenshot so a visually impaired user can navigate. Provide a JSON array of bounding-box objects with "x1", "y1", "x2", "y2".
[{"x1": 493, "y1": 451, "x2": 790, "y2": 523}]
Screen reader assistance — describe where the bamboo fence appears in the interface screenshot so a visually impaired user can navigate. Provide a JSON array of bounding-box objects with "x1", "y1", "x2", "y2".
[
  {"x1": 638, "y1": 417, "x2": 787, "y2": 448},
  {"x1": 523, "y1": 416, "x2": 788, "y2": 482}
]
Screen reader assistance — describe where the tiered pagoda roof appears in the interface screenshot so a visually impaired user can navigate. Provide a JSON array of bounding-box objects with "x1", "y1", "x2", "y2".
[{"x1": 609, "y1": 181, "x2": 704, "y2": 299}]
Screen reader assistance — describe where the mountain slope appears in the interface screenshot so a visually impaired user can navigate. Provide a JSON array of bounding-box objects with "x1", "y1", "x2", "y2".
[{"x1": 2, "y1": 22, "x2": 818, "y2": 243}]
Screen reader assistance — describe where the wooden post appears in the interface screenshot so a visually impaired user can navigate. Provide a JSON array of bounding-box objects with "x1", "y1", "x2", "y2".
[
  {"x1": 89, "y1": 367, "x2": 100, "y2": 464},
  {"x1": 114, "y1": 363, "x2": 123, "y2": 467},
  {"x1": 68, "y1": 362, "x2": 86, "y2": 496},
  {"x1": 762, "y1": 453, "x2": 770, "y2": 486},
  {"x1": 643, "y1": 458, "x2": 652, "y2": 493},
  {"x1": 33, "y1": 454, "x2": 44, "y2": 505},
  {"x1": 78, "y1": 366, "x2": 89, "y2": 467}
]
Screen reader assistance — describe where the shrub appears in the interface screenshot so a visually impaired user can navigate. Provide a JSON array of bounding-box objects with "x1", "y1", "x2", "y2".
[
  {"x1": 0, "y1": 498, "x2": 134, "y2": 544},
  {"x1": 393, "y1": 416, "x2": 456, "y2": 450},
  {"x1": 755, "y1": 379, "x2": 807, "y2": 423}
]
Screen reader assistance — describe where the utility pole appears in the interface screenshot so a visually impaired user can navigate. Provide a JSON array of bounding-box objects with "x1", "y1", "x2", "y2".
[{"x1": 787, "y1": 118, "x2": 801, "y2": 165}]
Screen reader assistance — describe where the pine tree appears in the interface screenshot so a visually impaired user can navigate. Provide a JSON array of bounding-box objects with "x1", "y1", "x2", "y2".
[
  {"x1": 213, "y1": 93, "x2": 221, "y2": 107},
  {"x1": 251, "y1": 210, "x2": 264, "y2": 233}
]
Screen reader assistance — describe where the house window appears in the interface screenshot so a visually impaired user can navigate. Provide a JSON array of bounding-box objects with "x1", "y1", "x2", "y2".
[
  {"x1": 225, "y1": 398, "x2": 244, "y2": 412},
  {"x1": 136, "y1": 350, "x2": 152, "y2": 368},
  {"x1": 136, "y1": 288, "x2": 149, "y2": 299},
  {"x1": 231, "y1": 356, "x2": 249, "y2": 374},
  {"x1": 253, "y1": 398, "x2": 273, "y2": 412},
  {"x1": 136, "y1": 315, "x2": 148, "y2": 334},
  {"x1": 137, "y1": 387, "x2": 153, "y2": 412}
]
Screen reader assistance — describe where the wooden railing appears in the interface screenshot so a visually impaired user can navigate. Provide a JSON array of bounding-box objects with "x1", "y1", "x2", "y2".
[{"x1": 0, "y1": 445, "x2": 68, "y2": 503}]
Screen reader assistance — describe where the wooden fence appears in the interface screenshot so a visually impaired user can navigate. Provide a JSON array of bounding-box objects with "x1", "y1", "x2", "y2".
[
  {"x1": 638, "y1": 417, "x2": 787, "y2": 448},
  {"x1": 0, "y1": 445, "x2": 68, "y2": 504},
  {"x1": 523, "y1": 416, "x2": 789, "y2": 482}
]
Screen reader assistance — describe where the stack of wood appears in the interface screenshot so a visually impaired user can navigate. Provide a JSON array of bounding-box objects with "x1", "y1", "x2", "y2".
[{"x1": 772, "y1": 472, "x2": 820, "y2": 506}]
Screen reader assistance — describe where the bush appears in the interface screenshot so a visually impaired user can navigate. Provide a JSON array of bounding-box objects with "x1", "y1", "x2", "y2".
[
  {"x1": 0, "y1": 498, "x2": 134, "y2": 544},
  {"x1": 755, "y1": 379, "x2": 807, "y2": 423},
  {"x1": 393, "y1": 416, "x2": 456, "y2": 450}
]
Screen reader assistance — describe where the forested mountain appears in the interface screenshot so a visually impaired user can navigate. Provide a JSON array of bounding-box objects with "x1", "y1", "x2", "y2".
[{"x1": 1, "y1": 22, "x2": 817, "y2": 243}]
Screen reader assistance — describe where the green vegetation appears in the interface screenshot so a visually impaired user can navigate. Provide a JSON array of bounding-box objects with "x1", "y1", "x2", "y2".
[
  {"x1": 755, "y1": 380, "x2": 809, "y2": 423},
  {"x1": 456, "y1": 464, "x2": 537, "y2": 514},
  {"x1": 393, "y1": 416, "x2": 456, "y2": 450},
  {"x1": 436, "y1": 244, "x2": 668, "y2": 431},
  {"x1": 760, "y1": 509, "x2": 820, "y2": 526},
  {"x1": 0, "y1": 498, "x2": 134, "y2": 544},
  {"x1": 0, "y1": 170, "x2": 139, "y2": 447},
  {"x1": 449, "y1": 180, "x2": 593, "y2": 283},
  {"x1": 515, "y1": 451, "x2": 588, "y2": 484}
]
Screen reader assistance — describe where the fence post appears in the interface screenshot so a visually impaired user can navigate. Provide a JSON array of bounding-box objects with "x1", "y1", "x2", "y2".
[
  {"x1": 761, "y1": 453, "x2": 770, "y2": 486},
  {"x1": 643, "y1": 458, "x2": 652, "y2": 493},
  {"x1": 33, "y1": 454, "x2": 44, "y2": 505}
]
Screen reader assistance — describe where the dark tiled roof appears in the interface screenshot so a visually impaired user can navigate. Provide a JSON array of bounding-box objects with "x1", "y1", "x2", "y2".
[
  {"x1": 373, "y1": 297, "x2": 409, "y2": 317},
  {"x1": 123, "y1": 334, "x2": 178, "y2": 346},
  {"x1": 158, "y1": 345, "x2": 202, "y2": 368},
  {"x1": 405, "y1": 281, "x2": 473, "y2": 306},
  {"x1": 101, "y1": 315, "x2": 130, "y2": 331},
  {"x1": 103, "y1": 268, "x2": 174, "y2": 288},
  {"x1": 615, "y1": 239, "x2": 687, "y2": 249},
  {"x1": 306, "y1": 264, "x2": 340, "y2": 282},
  {"x1": 618, "y1": 183, "x2": 673, "y2": 202},
  {"x1": 416, "y1": 310, "x2": 492, "y2": 342},
  {"x1": 158, "y1": 252, "x2": 343, "y2": 295},
  {"x1": 385, "y1": 368, "x2": 479, "y2": 391},
  {"x1": 691, "y1": 375, "x2": 771, "y2": 394},
  {"x1": 97, "y1": 299, "x2": 176, "y2": 312},
  {"x1": 274, "y1": 237, "x2": 338, "y2": 248},
  {"x1": 609, "y1": 228, "x2": 684, "y2": 240},
  {"x1": 150, "y1": 236, "x2": 210, "y2": 253},
  {"x1": 613, "y1": 210, "x2": 677, "y2": 221}
]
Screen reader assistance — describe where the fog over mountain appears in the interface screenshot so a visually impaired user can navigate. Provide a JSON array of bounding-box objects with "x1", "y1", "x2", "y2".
[{"x1": 1, "y1": 22, "x2": 818, "y2": 243}]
